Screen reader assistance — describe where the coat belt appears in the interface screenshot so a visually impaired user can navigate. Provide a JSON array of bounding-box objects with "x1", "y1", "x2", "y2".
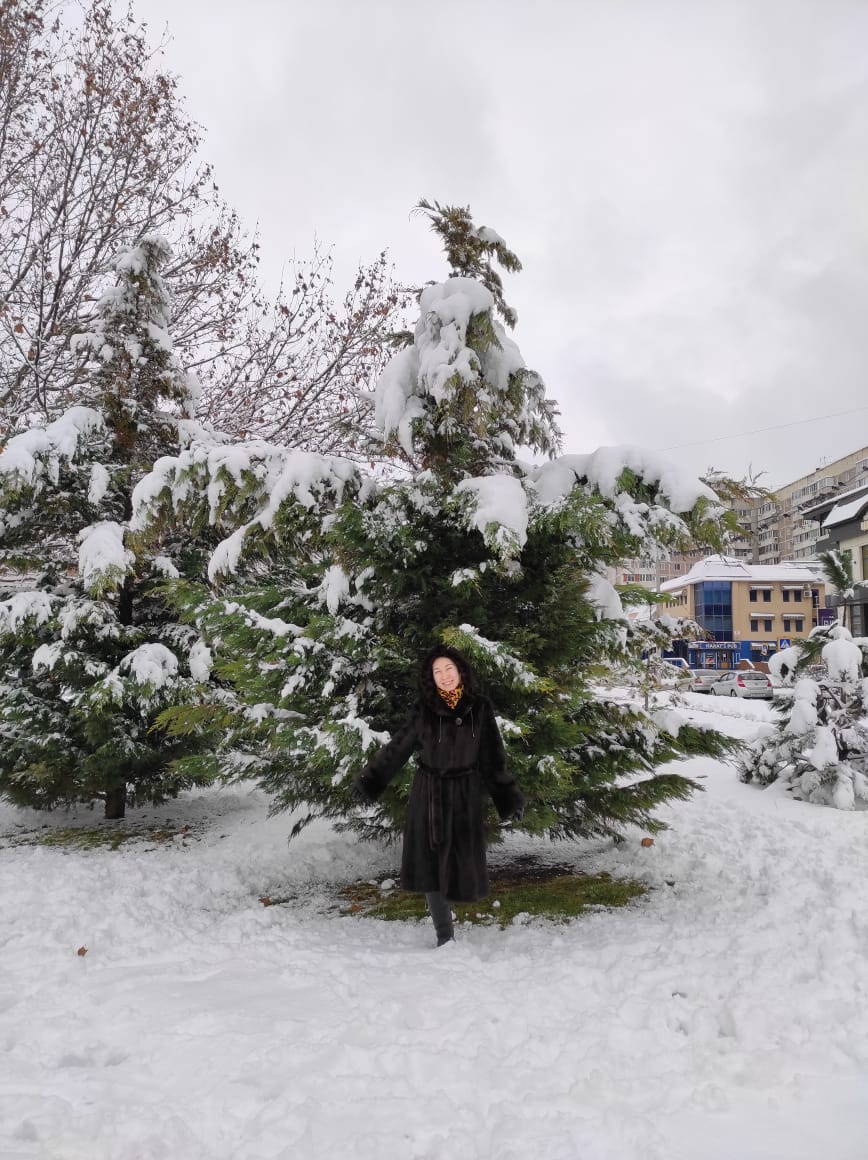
[{"x1": 418, "y1": 765, "x2": 477, "y2": 850}]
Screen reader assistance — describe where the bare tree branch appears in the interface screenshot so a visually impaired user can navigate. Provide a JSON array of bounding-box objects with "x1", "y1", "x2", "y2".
[{"x1": 0, "y1": 0, "x2": 408, "y2": 462}]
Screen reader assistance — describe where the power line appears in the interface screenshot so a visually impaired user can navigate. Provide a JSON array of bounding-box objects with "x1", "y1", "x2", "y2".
[{"x1": 660, "y1": 404, "x2": 868, "y2": 452}]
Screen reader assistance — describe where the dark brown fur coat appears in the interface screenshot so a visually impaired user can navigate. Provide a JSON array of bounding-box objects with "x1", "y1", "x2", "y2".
[{"x1": 356, "y1": 690, "x2": 524, "y2": 902}]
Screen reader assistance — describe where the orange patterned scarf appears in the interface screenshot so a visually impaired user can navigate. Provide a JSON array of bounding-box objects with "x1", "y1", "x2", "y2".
[{"x1": 437, "y1": 685, "x2": 463, "y2": 710}]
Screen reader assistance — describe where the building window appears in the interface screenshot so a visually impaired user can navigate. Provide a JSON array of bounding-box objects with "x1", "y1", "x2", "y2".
[
  {"x1": 783, "y1": 590, "x2": 790, "y2": 603},
  {"x1": 793, "y1": 590, "x2": 802, "y2": 603},
  {"x1": 763, "y1": 590, "x2": 772, "y2": 603},
  {"x1": 694, "y1": 581, "x2": 733, "y2": 641},
  {"x1": 749, "y1": 589, "x2": 758, "y2": 603},
  {"x1": 764, "y1": 619, "x2": 772, "y2": 632}
]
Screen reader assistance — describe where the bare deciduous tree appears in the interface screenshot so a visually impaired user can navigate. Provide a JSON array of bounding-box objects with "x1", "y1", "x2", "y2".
[
  {"x1": 0, "y1": 0, "x2": 407, "y2": 457},
  {"x1": 198, "y1": 246, "x2": 409, "y2": 455},
  {"x1": 0, "y1": 0, "x2": 255, "y2": 427}
]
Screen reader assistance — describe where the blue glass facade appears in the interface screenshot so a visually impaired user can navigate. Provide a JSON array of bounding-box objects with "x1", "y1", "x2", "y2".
[{"x1": 693, "y1": 581, "x2": 733, "y2": 641}]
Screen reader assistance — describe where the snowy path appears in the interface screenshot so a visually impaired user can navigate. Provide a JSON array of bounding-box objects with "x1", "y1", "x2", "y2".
[{"x1": 1, "y1": 704, "x2": 868, "y2": 1159}]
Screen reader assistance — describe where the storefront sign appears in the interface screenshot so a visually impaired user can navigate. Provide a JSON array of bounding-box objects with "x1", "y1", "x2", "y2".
[{"x1": 689, "y1": 641, "x2": 741, "y2": 650}]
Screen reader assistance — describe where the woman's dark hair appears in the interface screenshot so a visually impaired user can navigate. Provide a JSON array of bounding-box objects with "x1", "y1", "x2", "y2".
[{"x1": 420, "y1": 644, "x2": 477, "y2": 703}]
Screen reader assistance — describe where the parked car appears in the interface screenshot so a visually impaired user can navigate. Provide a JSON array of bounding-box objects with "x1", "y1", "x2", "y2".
[
  {"x1": 709, "y1": 671, "x2": 773, "y2": 699},
  {"x1": 661, "y1": 657, "x2": 690, "y2": 672},
  {"x1": 689, "y1": 668, "x2": 723, "y2": 693}
]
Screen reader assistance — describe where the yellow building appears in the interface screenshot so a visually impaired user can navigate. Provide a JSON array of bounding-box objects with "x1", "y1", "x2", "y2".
[{"x1": 659, "y1": 555, "x2": 828, "y2": 670}]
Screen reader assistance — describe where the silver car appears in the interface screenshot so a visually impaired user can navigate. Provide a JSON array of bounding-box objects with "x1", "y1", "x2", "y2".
[
  {"x1": 709, "y1": 671, "x2": 773, "y2": 699},
  {"x1": 689, "y1": 669, "x2": 723, "y2": 693}
]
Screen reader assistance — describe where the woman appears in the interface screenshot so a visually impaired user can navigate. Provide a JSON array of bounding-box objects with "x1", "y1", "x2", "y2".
[{"x1": 352, "y1": 645, "x2": 525, "y2": 946}]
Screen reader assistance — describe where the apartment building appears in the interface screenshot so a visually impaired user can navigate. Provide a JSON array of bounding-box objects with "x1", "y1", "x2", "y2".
[
  {"x1": 801, "y1": 482, "x2": 868, "y2": 635},
  {"x1": 754, "y1": 446, "x2": 868, "y2": 564},
  {"x1": 619, "y1": 548, "x2": 704, "y2": 586},
  {"x1": 658, "y1": 555, "x2": 829, "y2": 669},
  {"x1": 614, "y1": 445, "x2": 868, "y2": 583}
]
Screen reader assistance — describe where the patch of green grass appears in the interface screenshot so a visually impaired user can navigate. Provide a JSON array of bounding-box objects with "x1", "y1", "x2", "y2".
[
  {"x1": 1, "y1": 823, "x2": 193, "y2": 852},
  {"x1": 337, "y1": 860, "x2": 645, "y2": 929},
  {"x1": 42, "y1": 824, "x2": 186, "y2": 851}
]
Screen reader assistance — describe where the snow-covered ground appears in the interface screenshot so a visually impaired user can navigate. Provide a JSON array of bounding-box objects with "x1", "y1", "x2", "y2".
[{"x1": 2, "y1": 697, "x2": 867, "y2": 1160}]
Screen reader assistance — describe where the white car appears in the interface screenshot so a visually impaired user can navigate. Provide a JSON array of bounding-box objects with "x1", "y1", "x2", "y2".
[
  {"x1": 689, "y1": 669, "x2": 723, "y2": 693},
  {"x1": 709, "y1": 671, "x2": 773, "y2": 699}
]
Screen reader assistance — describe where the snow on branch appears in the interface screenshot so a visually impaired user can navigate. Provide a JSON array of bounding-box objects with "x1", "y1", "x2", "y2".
[
  {"x1": 449, "y1": 623, "x2": 546, "y2": 691},
  {"x1": 318, "y1": 565, "x2": 351, "y2": 615},
  {"x1": 372, "y1": 276, "x2": 558, "y2": 461},
  {"x1": 130, "y1": 431, "x2": 366, "y2": 580},
  {"x1": 0, "y1": 407, "x2": 105, "y2": 492},
  {"x1": 77, "y1": 522, "x2": 136, "y2": 597},
  {"x1": 823, "y1": 631, "x2": 863, "y2": 683},
  {"x1": 219, "y1": 600, "x2": 304, "y2": 640},
  {"x1": 454, "y1": 474, "x2": 528, "y2": 556},
  {"x1": 767, "y1": 644, "x2": 804, "y2": 686},
  {"x1": 527, "y1": 447, "x2": 720, "y2": 514},
  {"x1": 119, "y1": 643, "x2": 179, "y2": 689},
  {"x1": 0, "y1": 591, "x2": 57, "y2": 633},
  {"x1": 416, "y1": 278, "x2": 493, "y2": 399},
  {"x1": 586, "y1": 572, "x2": 625, "y2": 622},
  {"x1": 373, "y1": 347, "x2": 424, "y2": 457},
  {"x1": 451, "y1": 444, "x2": 719, "y2": 565},
  {"x1": 188, "y1": 640, "x2": 213, "y2": 682}
]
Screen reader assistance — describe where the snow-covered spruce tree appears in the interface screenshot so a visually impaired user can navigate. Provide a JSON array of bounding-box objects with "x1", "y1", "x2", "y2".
[
  {"x1": 739, "y1": 551, "x2": 868, "y2": 809},
  {"x1": 0, "y1": 236, "x2": 225, "y2": 818},
  {"x1": 136, "y1": 202, "x2": 735, "y2": 843}
]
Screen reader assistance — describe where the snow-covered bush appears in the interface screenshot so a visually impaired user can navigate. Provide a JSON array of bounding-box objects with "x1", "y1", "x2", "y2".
[{"x1": 740, "y1": 624, "x2": 868, "y2": 810}]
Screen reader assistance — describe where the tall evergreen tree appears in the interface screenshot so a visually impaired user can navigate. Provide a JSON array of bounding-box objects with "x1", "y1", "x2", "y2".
[
  {"x1": 137, "y1": 202, "x2": 734, "y2": 843},
  {"x1": 0, "y1": 235, "x2": 227, "y2": 818}
]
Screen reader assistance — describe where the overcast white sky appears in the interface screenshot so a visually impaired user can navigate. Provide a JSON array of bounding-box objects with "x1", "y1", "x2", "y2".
[{"x1": 133, "y1": 0, "x2": 868, "y2": 488}]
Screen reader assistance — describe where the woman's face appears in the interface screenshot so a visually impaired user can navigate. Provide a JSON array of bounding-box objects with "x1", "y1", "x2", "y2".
[{"x1": 432, "y1": 658, "x2": 461, "y2": 691}]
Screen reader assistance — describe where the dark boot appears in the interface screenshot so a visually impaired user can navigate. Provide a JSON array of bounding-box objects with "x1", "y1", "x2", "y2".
[{"x1": 426, "y1": 891, "x2": 454, "y2": 947}]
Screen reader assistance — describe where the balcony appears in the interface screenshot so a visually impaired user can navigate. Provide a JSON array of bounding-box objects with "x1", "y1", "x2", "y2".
[
  {"x1": 826, "y1": 589, "x2": 868, "y2": 607},
  {"x1": 825, "y1": 587, "x2": 868, "y2": 607}
]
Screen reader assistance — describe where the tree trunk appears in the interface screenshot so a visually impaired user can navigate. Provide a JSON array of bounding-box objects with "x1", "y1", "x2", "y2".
[
  {"x1": 105, "y1": 572, "x2": 133, "y2": 821},
  {"x1": 104, "y1": 784, "x2": 127, "y2": 819}
]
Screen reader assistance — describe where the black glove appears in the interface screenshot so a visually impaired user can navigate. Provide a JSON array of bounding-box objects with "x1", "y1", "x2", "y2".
[{"x1": 350, "y1": 778, "x2": 372, "y2": 806}]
